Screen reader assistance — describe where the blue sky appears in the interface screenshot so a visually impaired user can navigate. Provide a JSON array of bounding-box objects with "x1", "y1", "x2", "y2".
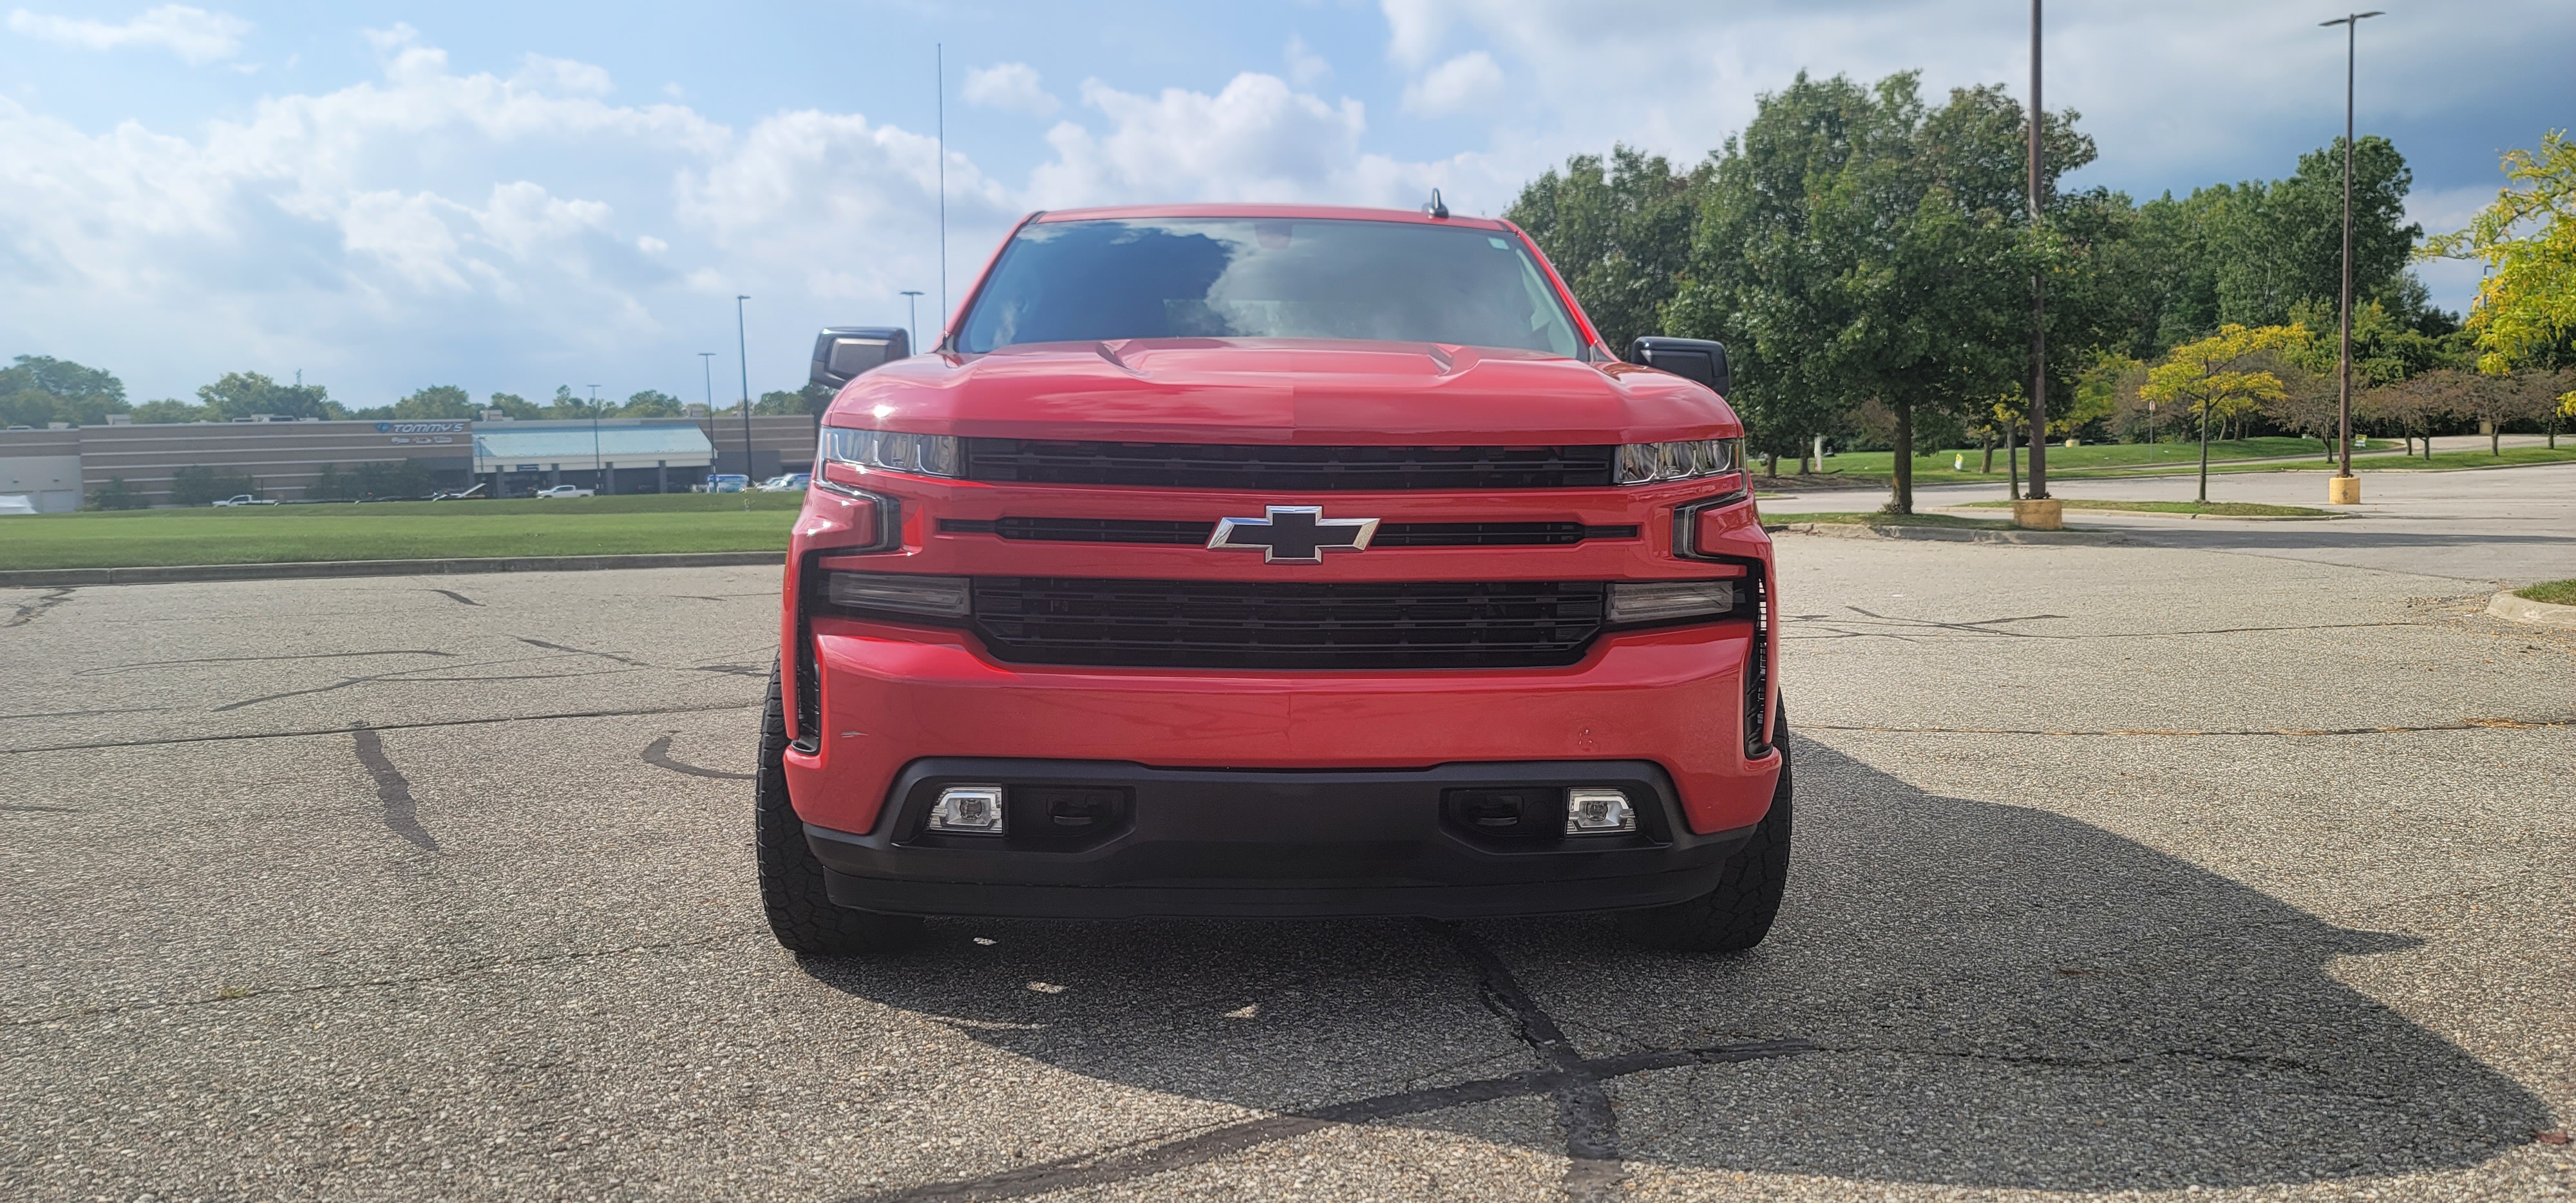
[{"x1": 3, "y1": 1, "x2": 2568, "y2": 408}]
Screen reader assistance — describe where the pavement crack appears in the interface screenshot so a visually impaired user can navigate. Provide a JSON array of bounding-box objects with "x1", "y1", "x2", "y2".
[
  {"x1": 642, "y1": 735, "x2": 755, "y2": 781},
  {"x1": 428, "y1": 588, "x2": 481, "y2": 606},
  {"x1": 5, "y1": 930, "x2": 760, "y2": 1027},
  {"x1": 1433, "y1": 922, "x2": 1624, "y2": 1199},
  {"x1": 75, "y1": 650, "x2": 456, "y2": 677},
  {"x1": 840, "y1": 1037, "x2": 1814, "y2": 1203},
  {"x1": 0, "y1": 701, "x2": 759, "y2": 755},
  {"x1": 1784, "y1": 615, "x2": 2424, "y2": 643},
  {"x1": 513, "y1": 635, "x2": 651, "y2": 666},
  {"x1": 352, "y1": 726, "x2": 437, "y2": 851},
  {"x1": 3, "y1": 587, "x2": 73, "y2": 628},
  {"x1": 0, "y1": 804, "x2": 80, "y2": 813}
]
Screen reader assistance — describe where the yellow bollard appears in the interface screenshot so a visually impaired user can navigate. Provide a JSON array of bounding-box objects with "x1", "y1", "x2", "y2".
[{"x1": 2328, "y1": 475, "x2": 2360, "y2": 505}]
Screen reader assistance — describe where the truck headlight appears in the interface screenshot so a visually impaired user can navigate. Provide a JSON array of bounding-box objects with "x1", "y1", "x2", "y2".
[
  {"x1": 820, "y1": 427, "x2": 960, "y2": 478},
  {"x1": 1606, "y1": 580, "x2": 1743, "y2": 625},
  {"x1": 822, "y1": 571, "x2": 970, "y2": 620},
  {"x1": 1615, "y1": 438, "x2": 1743, "y2": 485}
]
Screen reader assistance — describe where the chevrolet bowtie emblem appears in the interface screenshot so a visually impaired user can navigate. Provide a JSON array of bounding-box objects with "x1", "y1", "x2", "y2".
[{"x1": 1207, "y1": 505, "x2": 1381, "y2": 564}]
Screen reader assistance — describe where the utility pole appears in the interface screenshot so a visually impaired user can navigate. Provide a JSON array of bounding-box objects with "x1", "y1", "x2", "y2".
[
  {"x1": 937, "y1": 44, "x2": 947, "y2": 345},
  {"x1": 735, "y1": 295, "x2": 754, "y2": 482},
  {"x1": 588, "y1": 384, "x2": 604, "y2": 493},
  {"x1": 901, "y1": 290, "x2": 924, "y2": 354},
  {"x1": 697, "y1": 352, "x2": 716, "y2": 491},
  {"x1": 2020, "y1": 0, "x2": 2052, "y2": 523},
  {"x1": 2321, "y1": 11, "x2": 2382, "y2": 506}
]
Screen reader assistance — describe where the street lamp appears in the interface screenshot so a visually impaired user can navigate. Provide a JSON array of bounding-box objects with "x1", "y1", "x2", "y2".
[
  {"x1": 900, "y1": 289, "x2": 924, "y2": 354},
  {"x1": 735, "y1": 295, "x2": 754, "y2": 484},
  {"x1": 2020, "y1": 0, "x2": 2056, "y2": 526},
  {"x1": 587, "y1": 384, "x2": 605, "y2": 495},
  {"x1": 2321, "y1": 10, "x2": 2383, "y2": 506}
]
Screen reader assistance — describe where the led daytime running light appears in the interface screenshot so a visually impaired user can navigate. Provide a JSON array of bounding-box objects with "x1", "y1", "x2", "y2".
[
  {"x1": 1615, "y1": 437, "x2": 1743, "y2": 485},
  {"x1": 821, "y1": 426, "x2": 961, "y2": 478}
]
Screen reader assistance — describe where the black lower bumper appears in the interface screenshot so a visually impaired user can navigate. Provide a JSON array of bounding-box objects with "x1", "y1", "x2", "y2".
[{"x1": 806, "y1": 757, "x2": 1753, "y2": 919}]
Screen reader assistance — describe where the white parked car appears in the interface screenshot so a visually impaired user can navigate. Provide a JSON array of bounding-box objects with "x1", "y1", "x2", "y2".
[
  {"x1": 0, "y1": 494, "x2": 36, "y2": 516},
  {"x1": 533, "y1": 485, "x2": 596, "y2": 498},
  {"x1": 211, "y1": 495, "x2": 278, "y2": 507}
]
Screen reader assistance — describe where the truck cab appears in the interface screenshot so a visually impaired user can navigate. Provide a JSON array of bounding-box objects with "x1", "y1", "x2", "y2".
[{"x1": 759, "y1": 204, "x2": 1786, "y2": 954}]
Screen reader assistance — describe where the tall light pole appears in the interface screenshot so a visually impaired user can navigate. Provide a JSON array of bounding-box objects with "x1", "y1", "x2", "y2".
[
  {"x1": 697, "y1": 352, "x2": 716, "y2": 491},
  {"x1": 587, "y1": 384, "x2": 604, "y2": 493},
  {"x1": 2321, "y1": 10, "x2": 2382, "y2": 506},
  {"x1": 900, "y1": 290, "x2": 924, "y2": 353},
  {"x1": 2023, "y1": 0, "x2": 2050, "y2": 513},
  {"x1": 735, "y1": 295, "x2": 754, "y2": 482}
]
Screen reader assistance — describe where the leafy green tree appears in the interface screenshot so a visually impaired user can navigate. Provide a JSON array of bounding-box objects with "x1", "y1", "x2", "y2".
[
  {"x1": 390, "y1": 385, "x2": 477, "y2": 419},
  {"x1": 84, "y1": 477, "x2": 148, "y2": 510},
  {"x1": 2421, "y1": 131, "x2": 2576, "y2": 377},
  {"x1": 2139, "y1": 323, "x2": 2308, "y2": 500},
  {"x1": 129, "y1": 399, "x2": 209, "y2": 423},
  {"x1": 197, "y1": 372, "x2": 341, "y2": 421},
  {"x1": 1506, "y1": 146, "x2": 1706, "y2": 354},
  {"x1": 1, "y1": 355, "x2": 129, "y2": 427},
  {"x1": 484, "y1": 392, "x2": 544, "y2": 419},
  {"x1": 168, "y1": 465, "x2": 259, "y2": 505},
  {"x1": 621, "y1": 389, "x2": 684, "y2": 416}
]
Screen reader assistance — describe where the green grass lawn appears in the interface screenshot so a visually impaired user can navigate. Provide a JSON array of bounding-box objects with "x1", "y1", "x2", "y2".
[
  {"x1": 1762, "y1": 511, "x2": 2018, "y2": 531},
  {"x1": 0, "y1": 492, "x2": 802, "y2": 570},
  {"x1": 1788, "y1": 439, "x2": 2576, "y2": 486},
  {"x1": 1953, "y1": 498, "x2": 2336, "y2": 518},
  {"x1": 2520, "y1": 580, "x2": 2576, "y2": 606}
]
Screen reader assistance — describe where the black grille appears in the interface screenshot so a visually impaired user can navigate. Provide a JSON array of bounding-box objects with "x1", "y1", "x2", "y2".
[
  {"x1": 962, "y1": 440, "x2": 1616, "y2": 490},
  {"x1": 949, "y1": 517, "x2": 1637, "y2": 547},
  {"x1": 971, "y1": 578, "x2": 1608, "y2": 669}
]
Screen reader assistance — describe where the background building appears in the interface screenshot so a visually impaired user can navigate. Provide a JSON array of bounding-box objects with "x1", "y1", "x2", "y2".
[{"x1": 0, "y1": 413, "x2": 819, "y2": 509}]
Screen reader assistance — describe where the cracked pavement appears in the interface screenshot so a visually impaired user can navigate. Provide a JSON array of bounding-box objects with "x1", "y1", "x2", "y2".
[{"x1": 3, "y1": 538, "x2": 2572, "y2": 1200}]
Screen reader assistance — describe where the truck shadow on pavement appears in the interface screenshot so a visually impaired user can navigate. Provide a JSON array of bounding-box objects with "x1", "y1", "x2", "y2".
[{"x1": 799, "y1": 738, "x2": 2548, "y2": 1195}]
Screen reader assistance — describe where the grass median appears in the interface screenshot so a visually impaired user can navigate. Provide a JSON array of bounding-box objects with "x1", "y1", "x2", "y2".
[
  {"x1": 2520, "y1": 580, "x2": 2576, "y2": 606},
  {"x1": 1953, "y1": 499, "x2": 2336, "y2": 518},
  {"x1": 0, "y1": 492, "x2": 802, "y2": 571}
]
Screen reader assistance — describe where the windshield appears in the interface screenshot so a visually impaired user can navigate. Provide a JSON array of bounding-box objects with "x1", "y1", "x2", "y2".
[{"x1": 954, "y1": 218, "x2": 1587, "y2": 357}]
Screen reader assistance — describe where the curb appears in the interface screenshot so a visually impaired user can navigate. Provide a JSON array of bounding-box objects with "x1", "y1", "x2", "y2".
[
  {"x1": 2486, "y1": 590, "x2": 2576, "y2": 629},
  {"x1": 1766, "y1": 522, "x2": 2130, "y2": 546},
  {"x1": 0, "y1": 551, "x2": 784, "y2": 589}
]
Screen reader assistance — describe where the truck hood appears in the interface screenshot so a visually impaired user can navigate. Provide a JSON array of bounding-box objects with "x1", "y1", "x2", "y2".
[{"x1": 828, "y1": 339, "x2": 1738, "y2": 444}]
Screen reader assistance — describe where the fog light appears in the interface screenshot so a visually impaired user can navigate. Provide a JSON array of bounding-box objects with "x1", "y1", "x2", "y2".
[
  {"x1": 1565, "y1": 788, "x2": 1637, "y2": 835},
  {"x1": 928, "y1": 785, "x2": 1006, "y2": 835}
]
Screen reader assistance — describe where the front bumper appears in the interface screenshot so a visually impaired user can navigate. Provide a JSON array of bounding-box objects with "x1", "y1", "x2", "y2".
[{"x1": 806, "y1": 757, "x2": 1754, "y2": 919}]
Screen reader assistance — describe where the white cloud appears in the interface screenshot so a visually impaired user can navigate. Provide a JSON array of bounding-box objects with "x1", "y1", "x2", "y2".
[
  {"x1": 511, "y1": 53, "x2": 614, "y2": 97},
  {"x1": 6, "y1": 4, "x2": 248, "y2": 64},
  {"x1": 1284, "y1": 34, "x2": 1331, "y2": 86},
  {"x1": 963, "y1": 62, "x2": 1058, "y2": 117},
  {"x1": 1402, "y1": 50, "x2": 1502, "y2": 116}
]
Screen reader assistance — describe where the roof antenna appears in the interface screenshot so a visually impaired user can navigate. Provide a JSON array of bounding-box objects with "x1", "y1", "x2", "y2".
[{"x1": 1423, "y1": 189, "x2": 1449, "y2": 219}]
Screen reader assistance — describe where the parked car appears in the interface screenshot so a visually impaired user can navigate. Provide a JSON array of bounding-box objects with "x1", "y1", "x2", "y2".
[
  {"x1": 758, "y1": 202, "x2": 1784, "y2": 958},
  {"x1": 533, "y1": 485, "x2": 595, "y2": 498},
  {"x1": 0, "y1": 494, "x2": 36, "y2": 516},
  {"x1": 755, "y1": 473, "x2": 812, "y2": 493},
  {"x1": 705, "y1": 474, "x2": 750, "y2": 493},
  {"x1": 429, "y1": 484, "x2": 488, "y2": 501},
  {"x1": 211, "y1": 495, "x2": 278, "y2": 507}
]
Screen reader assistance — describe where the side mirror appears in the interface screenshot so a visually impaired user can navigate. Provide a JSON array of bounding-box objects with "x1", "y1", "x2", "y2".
[
  {"x1": 810, "y1": 327, "x2": 911, "y2": 391},
  {"x1": 1627, "y1": 336, "x2": 1730, "y2": 397}
]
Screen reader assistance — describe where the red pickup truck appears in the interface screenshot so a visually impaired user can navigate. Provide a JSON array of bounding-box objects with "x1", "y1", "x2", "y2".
[{"x1": 758, "y1": 202, "x2": 1786, "y2": 954}]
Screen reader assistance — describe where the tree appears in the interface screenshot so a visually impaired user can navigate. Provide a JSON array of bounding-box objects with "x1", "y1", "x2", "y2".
[
  {"x1": 2421, "y1": 131, "x2": 2576, "y2": 377},
  {"x1": 197, "y1": 372, "x2": 341, "y2": 421},
  {"x1": 1506, "y1": 146, "x2": 1706, "y2": 354},
  {"x1": 84, "y1": 477, "x2": 148, "y2": 510},
  {"x1": 390, "y1": 385, "x2": 478, "y2": 419},
  {"x1": 484, "y1": 392, "x2": 543, "y2": 419},
  {"x1": 621, "y1": 389, "x2": 684, "y2": 417},
  {"x1": 2139, "y1": 323, "x2": 2307, "y2": 502},
  {"x1": 129, "y1": 398, "x2": 209, "y2": 423},
  {"x1": 2, "y1": 355, "x2": 129, "y2": 427},
  {"x1": 168, "y1": 465, "x2": 258, "y2": 505}
]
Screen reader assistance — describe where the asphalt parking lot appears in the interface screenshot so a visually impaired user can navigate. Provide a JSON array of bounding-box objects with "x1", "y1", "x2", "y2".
[{"x1": 5, "y1": 498, "x2": 2573, "y2": 1200}]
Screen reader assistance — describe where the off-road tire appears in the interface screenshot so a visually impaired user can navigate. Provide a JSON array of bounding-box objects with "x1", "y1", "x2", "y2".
[
  {"x1": 1615, "y1": 706, "x2": 1793, "y2": 952},
  {"x1": 755, "y1": 664, "x2": 924, "y2": 954}
]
